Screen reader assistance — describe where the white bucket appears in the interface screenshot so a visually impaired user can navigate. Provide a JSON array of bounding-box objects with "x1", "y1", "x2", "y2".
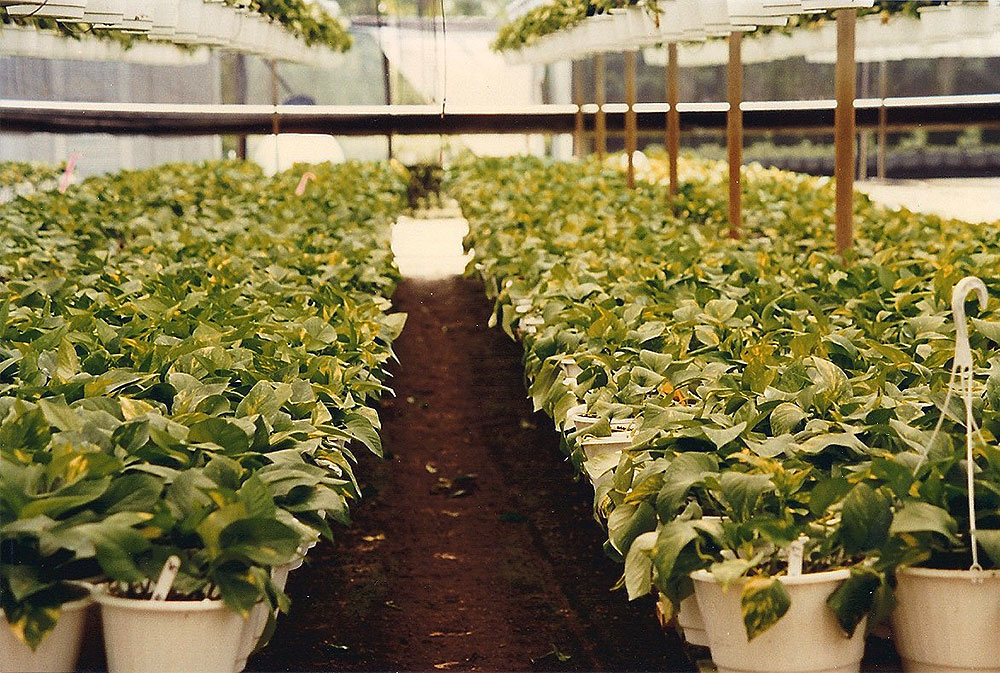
[
  {"x1": 692, "y1": 568, "x2": 865, "y2": 673},
  {"x1": 892, "y1": 567, "x2": 1000, "y2": 673},
  {"x1": 96, "y1": 590, "x2": 246, "y2": 673},
  {"x1": 0, "y1": 590, "x2": 92, "y2": 673},
  {"x1": 677, "y1": 594, "x2": 709, "y2": 647}
]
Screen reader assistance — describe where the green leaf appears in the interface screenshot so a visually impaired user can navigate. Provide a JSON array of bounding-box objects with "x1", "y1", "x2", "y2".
[
  {"x1": 741, "y1": 577, "x2": 791, "y2": 641},
  {"x1": 841, "y1": 484, "x2": 892, "y2": 554},
  {"x1": 187, "y1": 418, "x2": 251, "y2": 454},
  {"x1": 770, "y1": 402, "x2": 806, "y2": 436},
  {"x1": 826, "y1": 566, "x2": 883, "y2": 637},
  {"x1": 719, "y1": 472, "x2": 774, "y2": 521},
  {"x1": 890, "y1": 501, "x2": 958, "y2": 541},
  {"x1": 703, "y1": 421, "x2": 747, "y2": 450},
  {"x1": 971, "y1": 318, "x2": 1000, "y2": 344},
  {"x1": 976, "y1": 530, "x2": 1000, "y2": 567},
  {"x1": 218, "y1": 518, "x2": 300, "y2": 566},
  {"x1": 623, "y1": 531, "x2": 658, "y2": 600}
]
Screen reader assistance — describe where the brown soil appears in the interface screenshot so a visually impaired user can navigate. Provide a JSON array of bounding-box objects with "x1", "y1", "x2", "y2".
[
  {"x1": 248, "y1": 276, "x2": 692, "y2": 673},
  {"x1": 247, "y1": 276, "x2": 902, "y2": 673}
]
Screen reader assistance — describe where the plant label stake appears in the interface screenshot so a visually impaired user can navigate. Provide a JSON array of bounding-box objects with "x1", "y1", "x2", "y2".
[
  {"x1": 151, "y1": 555, "x2": 182, "y2": 601},
  {"x1": 787, "y1": 535, "x2": 807, "y2": 577},
  {"x1": 295, "y1": 172, "x2": 316, "y2": 196},
  {"x1": 58, "y1": 152, "x2": 82, "y2": 194},
  {"x1": 923, "y1": 276, "x2": 989, "y2": 574}
]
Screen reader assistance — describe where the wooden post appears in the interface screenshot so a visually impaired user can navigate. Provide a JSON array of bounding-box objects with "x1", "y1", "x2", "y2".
[
  {"x1": 835, "y1": 9, "x2": 856, "y2": 256},
  {"x1": 858, "y1": 60, "x2": 870, "y2": 180},
  {"x1": 726, "y1": 32, "x2": 743, "y2": 239},
  {"x1": 666, "y1": 42, "x2": 680, "y2": 197},
  {"x1": 573, "y1": 60, "x2": 585, "y2": 159},
  {"x1": 625, "y1": 51, "x2": 638, "y2": 188},
  {"x1": 877, "y1": 60, "x2": 888, "y2": 181},
  {"x1": 595, "y1": 53, "x2": 607, "y2": 159},
  {"x1": 269, "y1": 59, "x2": 280, "y2": 136}
]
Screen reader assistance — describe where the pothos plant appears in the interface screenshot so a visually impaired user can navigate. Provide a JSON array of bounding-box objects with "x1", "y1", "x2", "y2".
[
  {"x1": 0, "y1": 159, "x2": 410, "y2": 650},
  {"x1": 448, "y1": 153, "x2": 1000, "y2": 645}
]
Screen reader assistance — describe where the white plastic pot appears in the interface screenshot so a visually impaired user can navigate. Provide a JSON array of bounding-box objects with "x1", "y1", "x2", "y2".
[
  {"x1": 0, "y1": 590, "x2": 93, "y2": 673},
  {"x1": 892, "y1": 567, "x2": 1000, "y2": 673},
  {"x1": 96, "y1": 590, "x2": 246, "y2": 673},
  {"x1": 5, "y1": 0, "x2": 86, "y2": 19},
  {"x1": 692, "y1": 568, "x2": 865, "y2": 673},
  {"x1": 232, "y1": 602, "x2": 270, "y2": 673},
  {"x1": 677, "y1": 594, "x2": 710, "y2": 647},
  {"x1": 82, "y1": 0, "x2": 126, "y2": 25},
  {"x1": 581, "y1": 432, "x2": 632, "y2": 481}
]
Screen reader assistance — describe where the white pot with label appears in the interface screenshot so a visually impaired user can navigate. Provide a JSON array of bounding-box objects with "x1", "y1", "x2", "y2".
[
  {"x1": 96, "y1": 589, "x2": 247, "y2": 673},
  {"x1": 892, "y1": 567, "x2": 1000, "y2": 673},
  {"x1": 691, "y1": 568, "x2": 865, "y2": 673},
  {"x1": 0, "y1": 585, "x2": 93, "y2": 673}
]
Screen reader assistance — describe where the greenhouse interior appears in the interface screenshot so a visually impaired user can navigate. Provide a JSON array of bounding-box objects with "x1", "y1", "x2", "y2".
[{"x1": 1, "y1": 1, "x2": 1000, "y2": 672}]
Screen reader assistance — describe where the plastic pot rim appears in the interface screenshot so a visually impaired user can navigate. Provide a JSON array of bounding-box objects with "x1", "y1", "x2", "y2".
[{"x1": 691, "y1": 567, "x2": 851, "y2": 586}]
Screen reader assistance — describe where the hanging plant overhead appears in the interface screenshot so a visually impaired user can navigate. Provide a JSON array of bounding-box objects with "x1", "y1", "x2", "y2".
[
  {"x1": 492, "y1": 0, "x2": 946, "y2": 52},
  {"x1": 0, "y1": 0, "x2": 352, "y2": 54}
]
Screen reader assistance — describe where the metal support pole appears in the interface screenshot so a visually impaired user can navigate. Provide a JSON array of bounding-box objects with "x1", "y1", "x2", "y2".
[
  {"x1": 573, "y1": 60, "x2": 585, "y2": 158},
  {"x1": 835, "y1": 9, "x2": 856, "y2": 256},
  {"x1": 666, "y1": 42, "x2": 680, "y2": 197},
  {"x1": 726, "y1": 32, "x2": 743, "y2": 239},
  {"x1": 877, "y1": 60, "x2": 888, "y2": 181},
  {"x1": 625, "y1": 50, "x2": 638, "y2": 188},
  {"x1": 595, "y1": 53, "x2": 607, "y2": 159}
]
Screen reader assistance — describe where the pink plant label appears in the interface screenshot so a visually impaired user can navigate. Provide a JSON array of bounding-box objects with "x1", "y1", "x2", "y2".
[
  {"x1": 295, "y1": 172, "x2": 317, "y2": 196},
  {"x1": 58, "y1": 153, "x2": 82, "y2": 194}
]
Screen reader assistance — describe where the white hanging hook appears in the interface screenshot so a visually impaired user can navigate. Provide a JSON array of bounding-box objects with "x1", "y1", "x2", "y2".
[
  {"x1": 951, "y1": 276, "x2": 989, "y2": 573},
  {"x1": 951, "y1": 276, "x2": 988, "y2": 372},
  {"x1": 917, "y1": 277, "x2": 990, "y2": 573}
]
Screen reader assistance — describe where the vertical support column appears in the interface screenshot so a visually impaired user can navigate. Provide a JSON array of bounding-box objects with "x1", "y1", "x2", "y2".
[
  {"x1": 726, "y1": 32, "x2": 743, "y2": 239},
  {"x1": 595, "y1": 53, "x2": 607, "y2": 159},
  {"x1": 857, "y1": 60, "x2": 870, "y2": 180},
  {"x1": 573, "y1": 60, "x2": 585, "y2": 159},
  {"x1": 625, "y1": 51, "x2": 638, "y2": 188},
  {"x1": 877, "y1": 60, "x2": 888, "y2": 181},
  {"x1": 835, "y1": 8, "x2": 856, "y2": 256},
  {"x1": 666, "y1": 42, "x2": 680, "y2": 197},
  {"x1": 269, "y1": 59, "x2": 280, "y2": 135}
]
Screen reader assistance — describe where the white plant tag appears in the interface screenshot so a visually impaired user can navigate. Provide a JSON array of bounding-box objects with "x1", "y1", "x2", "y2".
[
  {"x1": 787, "y1": 536, "x2": 806, "y2": 577},
  {"x1": 150, "y1": 555, "x2": 182, "y2": 601}
]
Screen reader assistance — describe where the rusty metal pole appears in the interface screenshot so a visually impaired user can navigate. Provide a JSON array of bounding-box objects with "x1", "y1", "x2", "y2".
[
  {"x1": 625, "y1": 50, "x2": 638, "y2": 188},
  {"x1": 595, "y1": 53, "x2": 607, "y2": 159},
  {"x1": 835, "y1": 9, "x2": 856, "y2": 256},
  {"x1": 666, "y1": 42, "x2": 680, "y2": 197},
  {"x1": 573, "y1": 60, "x2": 585, "y2": 158},
  {"x1": 726, "y1": 32, "x2": 743, "y2": 239}
]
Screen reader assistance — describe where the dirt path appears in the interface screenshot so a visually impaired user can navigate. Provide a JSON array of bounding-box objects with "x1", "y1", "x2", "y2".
[{"x1": 249, "y1": 276, "x2": 690, "y2": 673}]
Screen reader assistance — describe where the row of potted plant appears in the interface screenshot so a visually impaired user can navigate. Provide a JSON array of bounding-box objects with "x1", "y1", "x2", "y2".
[
  {"x1": 0, "y1": 161, "x2": 68, "y2": 204},
  {"x1": 0, "y1": 0, "x2": 352, "y2": 58},
  {"x1": 0, "y1": 159, "x2": 410, "y2": 671},
  {"x1": 448, "y1": 153, "x2": 999, "y2": 672},
  {"x1": 493, "y1": 0, "x2": 949, "y2": 57}
]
